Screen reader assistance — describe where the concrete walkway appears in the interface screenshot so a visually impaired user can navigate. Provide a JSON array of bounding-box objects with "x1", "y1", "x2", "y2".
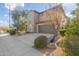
[
  {"x1": 0, "y1": 33, "x2": 53, "y2": 56},
  {"x1": 0, "y1": 33, "x2": 9, "y2": 37}
]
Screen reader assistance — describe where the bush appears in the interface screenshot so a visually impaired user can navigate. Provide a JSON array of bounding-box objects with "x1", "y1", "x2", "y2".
[
  {"x1": 9, "y1": 29, "x2": 16, "y2": 35},
  {"x1": 60, "y1": 35, "x2": 79, "y2": 56},
  {"x1": 65, "y1": 27, "x2": 79, "y2": 36},
  {"x1": 59, "y1": 29, "x2": 66, "y2": 36},
  {"x1": 34, "y1": 35, "x2": 48, "y2": 48}
]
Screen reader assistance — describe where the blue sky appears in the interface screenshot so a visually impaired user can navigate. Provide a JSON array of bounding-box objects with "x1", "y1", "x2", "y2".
[{"x1": 0, "y1": 3, "x2": 76, "y2": 27}]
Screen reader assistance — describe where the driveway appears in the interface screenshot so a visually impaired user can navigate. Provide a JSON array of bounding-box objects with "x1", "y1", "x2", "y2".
[{"x1": 0, "y1": 33, "x2": 53, "y2": 56}]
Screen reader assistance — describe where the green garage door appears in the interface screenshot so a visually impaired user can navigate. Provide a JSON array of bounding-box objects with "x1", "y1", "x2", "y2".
[{"x1": 38, "y1": 24, "x2": 54, "y2": 34}]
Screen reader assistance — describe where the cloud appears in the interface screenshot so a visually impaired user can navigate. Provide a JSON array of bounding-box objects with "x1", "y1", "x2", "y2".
[
  {"x1": 4, "y1": 14, "x2": 8, "y2": 17},
  {"x1": 66, "y1": 12, "x2": 72, "y2": 17},
  {"x1": 62, "y1": 3, "x2": 76, "y2": 18},
  {"x1": 5, "y1": 3, "x2": 25, "y2": 11},
  {"x1": 66, "y1": 12, "x2": 75, "y2": 18}
]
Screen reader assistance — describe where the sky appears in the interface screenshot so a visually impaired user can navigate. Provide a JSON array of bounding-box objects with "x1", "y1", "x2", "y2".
[{"x1": 0, "y1": 3, "x2": 76, "y2": 27}]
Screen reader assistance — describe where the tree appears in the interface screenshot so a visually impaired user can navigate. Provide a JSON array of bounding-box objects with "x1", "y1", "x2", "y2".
[
  {"x1": 65, "y1": 4, "x2": 79, "y2": 36},
  {"x1": 47, "y1": 4, "x2": 65, "y2": 35},
  {"x1": 60, "y1": 4, "x2": 79, "y2": 56},
  {"x1": 12, "y1": 10, "x2": 27, "y2": 33}
]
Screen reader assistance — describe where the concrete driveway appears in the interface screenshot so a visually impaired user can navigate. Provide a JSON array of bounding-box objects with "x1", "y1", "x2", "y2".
[{"x1": 0, "y1": 33, "x2": 53, "y2": 56}]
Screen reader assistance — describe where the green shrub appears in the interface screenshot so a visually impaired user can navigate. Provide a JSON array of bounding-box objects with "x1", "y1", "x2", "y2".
[
  {"x1": 60, "y1": 35, "x2": 79, "y2": 56},
  {"x1": 34, "y1": 35, "x2": 48, "y2": 48},
  {"x1": 59, "y1": 29, "x2": 66, "y2": 36}
]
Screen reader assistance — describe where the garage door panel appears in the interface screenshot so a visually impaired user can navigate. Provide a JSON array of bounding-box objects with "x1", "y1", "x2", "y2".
[{"x1": 38, "y1": 25, "x2": 54, "y2": 34}]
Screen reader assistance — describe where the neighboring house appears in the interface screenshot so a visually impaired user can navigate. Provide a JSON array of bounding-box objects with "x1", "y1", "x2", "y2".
[
  {"x1": 0, "y1": 30, "x2": 5, "y2": 34},
  {"x1": 26, "y1": 4, "x2": 67, "y2": 34}
]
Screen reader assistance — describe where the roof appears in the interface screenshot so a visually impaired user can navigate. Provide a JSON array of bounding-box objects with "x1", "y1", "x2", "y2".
[
  {"x1": 40, "y1": 4, "x2": 65, "y2": 15},
  {"x1": 25, "y1": 4, "x2": 66, "y2": 17}
]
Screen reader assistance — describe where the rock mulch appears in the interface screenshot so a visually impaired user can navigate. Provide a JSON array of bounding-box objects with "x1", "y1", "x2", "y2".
[{"x1": 40, "y1": 35, "x2": 65, "y2": 56}]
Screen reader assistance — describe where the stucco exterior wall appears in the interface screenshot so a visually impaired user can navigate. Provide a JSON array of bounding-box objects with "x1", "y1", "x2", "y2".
[
  {"x1": 26, "y1": 10, "x2": 39, "y2": 32},
  {"x1": 38, "y1": 7, "x2": 66, "y2": 29}
]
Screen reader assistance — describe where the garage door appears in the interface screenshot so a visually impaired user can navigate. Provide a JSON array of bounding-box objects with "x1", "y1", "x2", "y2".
[{"x1": 38, "y1": 24, "x2": 54, "y2": 34}]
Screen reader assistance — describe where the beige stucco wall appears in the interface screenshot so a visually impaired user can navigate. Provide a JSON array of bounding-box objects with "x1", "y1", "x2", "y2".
[
  {"x1": 26, "y1": 10, "x2": 39, "y2": 32},
  {"x1": 38, "y1": 8, "x2": 66, "y2": 29},
  {"x1": 39, "y1": 9, "x2": 57, "y2": 22}
]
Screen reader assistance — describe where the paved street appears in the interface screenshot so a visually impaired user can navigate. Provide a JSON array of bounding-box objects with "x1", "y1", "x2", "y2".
[{"x1": 0, "y1": 33, "x2": 53, "y2": 56}]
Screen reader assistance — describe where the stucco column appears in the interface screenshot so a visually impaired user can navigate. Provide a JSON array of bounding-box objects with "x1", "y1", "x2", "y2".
[{"x1": 36, "y1": 24, "x2": 39, "y2": 33}]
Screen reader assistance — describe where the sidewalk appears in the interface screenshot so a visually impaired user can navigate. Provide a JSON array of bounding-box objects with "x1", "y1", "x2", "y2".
[{"x1": 0, "y1": 33, "x2": 9, "y2": 37}]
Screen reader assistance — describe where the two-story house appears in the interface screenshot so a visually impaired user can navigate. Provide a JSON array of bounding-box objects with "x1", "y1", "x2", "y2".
[{"x1": 26, "y1": 4, "x2": 66, "y2": 34}]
